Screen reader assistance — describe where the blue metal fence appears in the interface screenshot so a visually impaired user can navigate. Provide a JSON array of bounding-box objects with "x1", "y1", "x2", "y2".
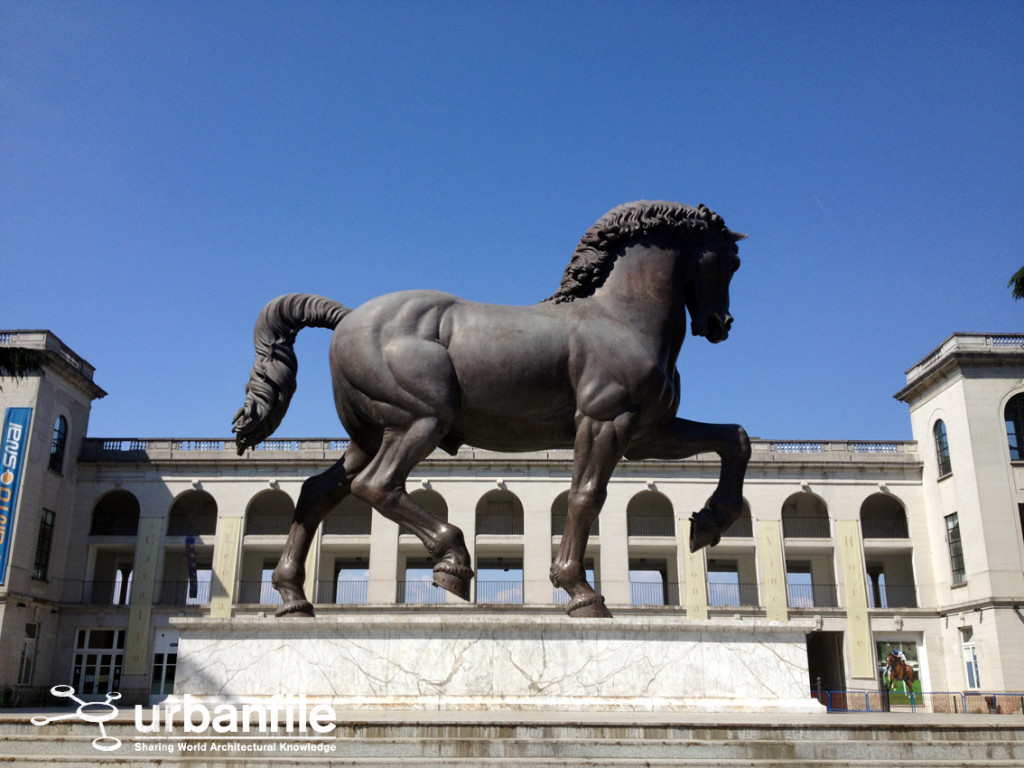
[{"x1": 817, "y1": 690, "x2": 1024, "y2": 715}]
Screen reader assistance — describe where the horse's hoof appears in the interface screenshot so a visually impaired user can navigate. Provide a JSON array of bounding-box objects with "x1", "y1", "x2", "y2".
[
  {"x1": 433, "y1": 562, "x2": 473, "y2": 600},
  {"x1": 689, "y1": 509, "x2": 722, "y2": 552},
  {"x1": 275, "y1": 600, "x2": 315, "y2": 617},
  {"x1": 566, "y1": 593, "x2": 612, "y2": 618}
]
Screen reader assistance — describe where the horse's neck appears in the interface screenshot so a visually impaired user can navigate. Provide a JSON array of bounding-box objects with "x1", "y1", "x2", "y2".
[{"x1": 590, "y1": 243, "x2": 689, "y2": 354}]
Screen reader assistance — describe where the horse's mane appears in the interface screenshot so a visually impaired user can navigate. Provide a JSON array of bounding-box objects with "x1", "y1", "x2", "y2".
[{"x1": 543, "y1": 200, "x2": 738, "y2": 304}]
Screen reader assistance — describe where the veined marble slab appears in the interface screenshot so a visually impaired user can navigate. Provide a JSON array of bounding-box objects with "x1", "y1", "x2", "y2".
[{"x1": 170, "y1": 613, "x2": 824, "y2": 714}]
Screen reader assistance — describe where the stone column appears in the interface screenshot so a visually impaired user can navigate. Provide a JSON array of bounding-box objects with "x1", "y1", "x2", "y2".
[
  {"x1": 517, "y1": 484, "x2": 555, "y2": 606},
  {"x1": 366, "y1": 510, "x2": 399, "y2": 604},
  {"x1": 598, "y1": 485, "x2": 631, "y2": 606},
  {"x1": 123, "y1": 516, "x2": 164, "y2": 681},
  {"x1": 209, "y1": 516, "x2": 243, "y2": 618},
  {"x1": 757, "y1": 519, "x2": 788, "y2": 622},
  {"x1": 837, "y1": 518, "x2": 874, "y2": 681},
  {"x1": 680, "y1": 517, "x2": 708, "y2": 619}
]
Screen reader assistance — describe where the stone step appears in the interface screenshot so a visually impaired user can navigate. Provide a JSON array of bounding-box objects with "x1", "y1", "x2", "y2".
[
  {"x1": 6, "y1": 757, "x2": 1024, "y2": 768},
  {"x1": 3, "y1": 712, "x2": 1022, "y2": 766},
  {"x1": 2, "y1": 734, "x2": 1022, "y2": 764}
]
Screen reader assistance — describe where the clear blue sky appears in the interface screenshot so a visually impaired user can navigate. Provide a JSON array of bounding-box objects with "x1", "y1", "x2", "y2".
[{"x1": 3, "y1": 2, "x2": 1021, "y2": 442}]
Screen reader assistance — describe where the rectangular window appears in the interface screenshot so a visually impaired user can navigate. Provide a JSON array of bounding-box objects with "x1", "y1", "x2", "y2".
[
  {"x1": 961, "y1": 627, "x2": 980, "y2": 689},
  {"x1": 945, "y1": 513, "x2": 966, "y2": 585},
  {"x1": 71, "y1": 629, "x2": 124, "y2": 695},
  {"x1": 150, "y1": 652, "x2": 177, "y2": 696},
  {"x1": 32, "y1": 509, "x2": 55, "y2": 580},
  {"x1": 18, "y1": 623, "x2": 38, "y2": 685}
]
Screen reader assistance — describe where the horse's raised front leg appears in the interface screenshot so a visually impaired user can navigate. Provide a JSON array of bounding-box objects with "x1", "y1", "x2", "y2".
[
  {"x1": 273, "y1": 444, "x2": 369, "y2": 617},
  {"x1": 551, "y1": 413, "x2": 635, "y2": 619},
  {"x1": 625, "y1": 417, "x2": 750, "y2": 553},
  {"x1": 350, "y1": 419, "x2": 473, "y2": 600}
]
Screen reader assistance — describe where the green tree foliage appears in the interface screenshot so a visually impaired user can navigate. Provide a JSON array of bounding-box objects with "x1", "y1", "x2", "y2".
[
  {"x1": 1010, "y1": 266, "x2": 1024, "y2": 301},
  {"x1": 0, "y1": 348, "x2": 46, "y2": 379}
]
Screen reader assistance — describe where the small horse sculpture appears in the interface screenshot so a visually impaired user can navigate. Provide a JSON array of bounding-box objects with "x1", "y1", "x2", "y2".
[
  {"x1": 233, "y1": 201, "x2": 750, "y2": 618},
  {"x1": 885, "y1": 652, "x2": 916, "y2": 693}
]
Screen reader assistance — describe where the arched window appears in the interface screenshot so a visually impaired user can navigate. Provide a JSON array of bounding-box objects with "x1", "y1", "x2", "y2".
[
  {"x1": 1005, "y1": 393, "x2": 1024, "y2": 461},
  {"x1": 90, "y1": 490, "x2": 140, "y2": 536},
  {"x1": 781, "y1": 492, "x2": 829, "y2": 538},
  {"x1": 48, "y1": 416, "x2": 67, "y2": 473},
  {"x1": 167, "y1": 490, "x2": 218, "y2": 536},
  {"x1": 626, "y1": 491, "x2": 674, "y2": 537},
  {"x1": 934, "y1": 420, "x2": 952, "y2": 477},
  {"x1": 475, "y1": 490, "x2": 524, "y2": 536}
]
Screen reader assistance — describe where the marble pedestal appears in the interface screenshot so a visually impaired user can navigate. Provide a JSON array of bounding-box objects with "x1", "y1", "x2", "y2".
[{"x1": 169, "y1": 613, "x2": 824, "y2": 714}]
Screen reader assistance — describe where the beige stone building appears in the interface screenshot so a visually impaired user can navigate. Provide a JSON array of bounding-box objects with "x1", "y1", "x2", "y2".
[{"x1": 1, "y1": 329, "x2": 1022, "y2": 705}]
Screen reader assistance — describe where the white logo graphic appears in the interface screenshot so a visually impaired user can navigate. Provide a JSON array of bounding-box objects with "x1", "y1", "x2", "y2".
[{"x1": 32, "y1": 685, "x2": 122, "y2": 751}]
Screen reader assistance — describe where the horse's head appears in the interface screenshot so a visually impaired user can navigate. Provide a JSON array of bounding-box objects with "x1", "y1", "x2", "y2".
[{"x1": 685, "y1": 230, "x2": 745, "y2": 344}]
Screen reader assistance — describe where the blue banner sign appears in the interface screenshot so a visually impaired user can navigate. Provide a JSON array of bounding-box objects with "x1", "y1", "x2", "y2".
[
  {"x1": 186, "y1": 534, "x2": 198, "y2": 599},
  {"x1": 0, "y1": 407, "x2": 32, "y2": 585}
]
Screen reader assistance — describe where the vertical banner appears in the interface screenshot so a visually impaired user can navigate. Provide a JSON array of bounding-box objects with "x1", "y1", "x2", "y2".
[
  {"x1": 0, "y1": 407, "x2": 33, "y2": 585},
  {"x1": 185, "y1": 534, "x2": 198, "y2": 599}
]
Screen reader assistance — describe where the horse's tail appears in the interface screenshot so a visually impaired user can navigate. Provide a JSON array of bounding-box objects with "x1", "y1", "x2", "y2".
[{"x1": 232, "y1": 293, "x2": 350, "y2": 454}]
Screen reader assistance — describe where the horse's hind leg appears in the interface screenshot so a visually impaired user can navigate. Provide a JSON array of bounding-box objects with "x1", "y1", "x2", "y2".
[
  {"x1": 273, "y1": 445, "x2": 369, "y2": 617},
  {"x1": 350, "y1": 419, "x2": 473, "y2": 600}
]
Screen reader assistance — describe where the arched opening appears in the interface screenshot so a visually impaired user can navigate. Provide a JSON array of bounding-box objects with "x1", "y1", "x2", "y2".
[
  {"x1": 781, "y1": 492, "x2": 829, "y2": 538},
  {"x1": 1005, "y1": 393, "x2": 1024, "y2": 461},
  {"x1": 861, "y1": 493, "x2": 916, "y2": 608},
  {"x1": 90, "y1": 490, "x2": 140, "y2": 536},
  {"x1": 244, "y1": 489, "x2": 294, "y2": 536},
  {"x1": 934, "y1": 419, "x2": 952, "y2": 476},
  {"x1": 322, "y1": 496, "x2": 372, "y2": 536},
  {"x1": 475, "y1": 489, "x2": 524, "y2": 536},
  {"x1": 167, "y1": 490, "x2": 218, "y2": 536},
  {"x1": 626, "y1": 491, "x2": 674, "y2": 537},
  {"x1": 860, "y1": 493, "x2": 908, "y2": 539}
]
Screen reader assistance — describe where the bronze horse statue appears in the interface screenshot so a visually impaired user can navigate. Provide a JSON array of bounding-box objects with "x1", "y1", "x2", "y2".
[
  {"x1": 885, "y1": 651, "x2": 916, "y2": 693},
  {"x1": 233, "y1": 201, "x2": 750, "y2": 618}
]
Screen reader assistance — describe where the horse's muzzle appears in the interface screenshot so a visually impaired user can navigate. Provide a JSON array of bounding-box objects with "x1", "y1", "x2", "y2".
[{"x1": 696, "y1": 313, "x2": 733, "y2": 343}]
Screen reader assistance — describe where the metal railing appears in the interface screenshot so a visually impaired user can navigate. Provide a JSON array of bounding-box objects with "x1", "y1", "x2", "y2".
[
  {"x1": 707, "y1": 581, "x2": 759, "y2": 607},
  {"x1": 782, "y1": 516, "x2": 831, "y2": 538},
  {"x1": 861, "y1": 517, "x2": 910, "y2": 539},
  {"x1": 322, "y1": 513, "x2": 372, "y2": 536},
  {"x1": 626, "y1": 514, "x2": 675, "y2": 537},
  {"x1": 397, "y1": 580, "x2": 447, "y2": 604},
  {"x1": 787, "y1": 582, "x2": 838, "y2": 608},
  {"x1": 723, "y1": 516, "x2": 753, "y2": 537},
  {"x1": 475, "y1": 580, "x2": 524, "y2": 604},
  {"x1": 314, "y1": 580, "x2": 368, "y2": 604},
  {"x1": 79, "y1": 580, "x2": 131, "y2": 605},
  {"x1": 89, "y1": 515, "x2": 140, "y2": 536},
  {"x1": 244, "y1": 514, "x2": 293, "y2": 536},
  {"x1": 819, "y1": 689, "x2": 1024, "y2": 715},
  {"x1": 156, "y1": 580, "x2": 212, "y2": 605},
  {"x1": 867, "y1": 583, "x2": 918, "y2": 608},
  {"x1": 629, "y1": 580, "x2": 680, "y2": 606},
  {"x1": 166, "y1": 514, "x2": 217, "y2": 536},
  {"x1": 236, "y1": 579, "x2": 282, "y2": 604},
  {"x1": 475, "y1": 514, "x2": 524, "y2": 536}
]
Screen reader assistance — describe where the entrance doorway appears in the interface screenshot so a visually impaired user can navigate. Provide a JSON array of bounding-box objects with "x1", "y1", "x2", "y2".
[{"x1": 806, "y1": 631, "x2": 845, "y2": 702}]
